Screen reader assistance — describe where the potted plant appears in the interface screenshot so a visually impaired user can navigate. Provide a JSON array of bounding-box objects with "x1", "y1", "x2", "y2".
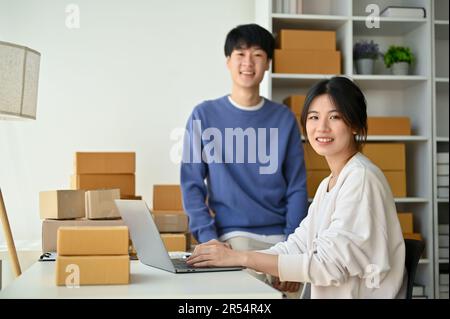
[
  {"x1": 383, "y1": 46, "x2": 415, "y2": 75},
  {"x1": 353, "y1": 40, "x2": 380, "y2": 75}
]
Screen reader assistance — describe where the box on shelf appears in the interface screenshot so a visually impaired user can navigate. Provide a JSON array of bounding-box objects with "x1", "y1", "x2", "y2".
[
  {"x1": 306, "y1": 170, "x2": 330, "y2": 198},
  {"x1": 383, "y1": 171, "x2": 407, "y2": 198},
  {"x1": 274, "y1": 49, "x2": 341, "y2": 74},
  {"x1": 42, "y1": 219, "x2": 126, "y2": 253},
  {"x1": 437, "y1": 164, "x2": 449, "y2": 176},
  {"x1": 367, "y1": 117, "x2": 411, "y2": 136},
  {"x1": 397, "y1": 212, "x2": 414, "y2": 234},
  {"x1": 39, "y1": 190, "x2": 86, "y2": 220},
  {"x1": 153, "y1": 185, "x2": 183, "y2": 211},
  {"x1": 153, "y1": 213, "x2": 189, "y2": 233},
  {"x1": 71, "y1": 174, "x2": 135, "y2": 197},
  {"x1": 277, "y1": 29, "x2": 336, "y2": 51},
  {"x1": 56, "y1": 255, "x2": 129, "y2": 286},
  {"x1": 439, "y1": 235, "x2": 449, "y2": 248},
  {"x1": 403, "y1": 233, "x2": 422, "y2": 241},
  {"x1": 438, "y1": 176, "x2": 449, "y2": 187},
  {"x1": 74, "y1": 152, "x2": 135, "y2": 174},
  {"x1": 437, "y1": 153, "x2": 449, "y2": 164},
  {"x1": 57, "y1": 226, "x2": 129, "y2": 256},
  {"x1": 85, "y1": 189, "x2": 121, "y2": 220},
  {"x1": 120, "y1": 195, "x2": 142, "y2": 200},
  {"x1": 161, "y1": 233, "x2": 187, "y2": 252},
  {"x1": 362, "y1": 143, "x2": 406, "y2": 171},
  {"x1": 438, "y1": 187, "x2": 449, "y2": 199},
  {"x1": 283, "y1": 95, "x2": 306, "y2": 116}
]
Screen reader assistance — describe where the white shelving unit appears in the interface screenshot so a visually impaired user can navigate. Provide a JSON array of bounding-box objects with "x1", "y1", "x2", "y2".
[
  {"x1": 432, "y1": 0, "x2": 449, "y2": 300},
  {"x1": 256, "y1": 0, "x2": 444, "y2": 298}
]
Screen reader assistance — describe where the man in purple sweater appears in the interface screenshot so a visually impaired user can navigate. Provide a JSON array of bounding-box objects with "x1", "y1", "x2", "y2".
[{"x1": 180, "y1": 24, "x2": 308, "y2": 294}]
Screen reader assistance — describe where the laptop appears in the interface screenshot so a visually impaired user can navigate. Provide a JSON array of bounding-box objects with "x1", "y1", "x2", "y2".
[{"x1": 115, "y1": 200, "x2": 243, "y2": 273}]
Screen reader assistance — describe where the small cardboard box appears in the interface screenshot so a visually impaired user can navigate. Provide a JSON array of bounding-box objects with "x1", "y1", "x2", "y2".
[
  {"x1": 283, "y1": 95, "x2": 306, "y2": 116},
  {"x1": 367, "y1": 117, "x2": 411, "y2": 135},
  {"x1": 403, "y1": 233, "x2": 422, "y2": 241},
  {"x1": 56, "y1": 255, "x2": 129, "y2": 286},
  {"x1": 71, "y1": 174, "x2": 135, "y2": 196},
  {"x1": 362, "y1": 143, "x2": 406, "y2": 171},
  {"x1": 42, "y1": 219, "x2": 126, "y2": 252},
  {"x1": 161, "y1": 233, "x2": 187, "y2": 252},
  {"x1": 153, "y1": 212, "x2": 189, "y2": 233},
  {"x1": 39, "y1": 190, "x2": 86, "y2": 220},
  {"x1": 278, "y1": 29, "x2": 336, "y2": 51},
  {"x1": 85, "y1": 189, "x2": 121, "y2": 219},
  {"x1": 304, "y1": 144, "x2": 328, "y2": 170},
  {"x1": 397, "y1": 212, "x2": 414, "y2": 234},
  {"x1": 57, "y1": 226, "x2": 129, "y2": 256},
  {"x1": 274, "y1": 49, "x2": 341, "y2": 74},
  {"x1": 153, "y1": 185, "x2": 183, "y2": 211},
  {"x1": 306, "y1": 170, "x2": 330, "y2": 198},
  {"x1": 74, "y1": 152, "x2": 135, "y2": 174},
  {"x1": 383, "y1": 171, "x2": 407, "y2": 197}
]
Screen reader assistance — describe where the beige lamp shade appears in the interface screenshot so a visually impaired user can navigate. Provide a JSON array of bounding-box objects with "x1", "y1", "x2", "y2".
[{"x1": 0, "y1": 40, "x2": 41, "y2": 120}]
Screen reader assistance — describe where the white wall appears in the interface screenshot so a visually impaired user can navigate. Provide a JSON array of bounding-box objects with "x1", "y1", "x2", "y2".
[{"x1": 0, "y1": 0, "x2": 255, "y2": 248}]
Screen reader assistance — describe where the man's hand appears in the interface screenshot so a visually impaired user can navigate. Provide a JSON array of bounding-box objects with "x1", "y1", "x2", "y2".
[{"x1": 272, "y1": 276, "x2": 301, "y2": 293}]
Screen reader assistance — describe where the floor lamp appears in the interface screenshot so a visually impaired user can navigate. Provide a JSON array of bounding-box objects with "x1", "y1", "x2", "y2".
[{"x1": 0, "y1": 40, "x2": 41, "y2": 278}]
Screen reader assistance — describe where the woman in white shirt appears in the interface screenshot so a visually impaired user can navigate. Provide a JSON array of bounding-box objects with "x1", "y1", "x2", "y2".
[{"x1": 187, "y1": 76, "x2": 406, "y2": 299}]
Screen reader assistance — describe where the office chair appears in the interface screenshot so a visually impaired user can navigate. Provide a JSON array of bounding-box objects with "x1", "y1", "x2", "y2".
[{"x1": 404, "y1": 239, "x2": 425, "y2": 299}]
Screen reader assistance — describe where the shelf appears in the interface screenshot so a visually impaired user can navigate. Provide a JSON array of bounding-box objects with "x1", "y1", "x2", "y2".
[
  {"x1": 437, "y1": 198, "x2": 449, "y2": 203},
  {"x1": 437, "y1": 137, "x2": 450, "y2": 143},
  {"x1": 352, "y1": 17, "x2": 427, "y2": 36},
  {"x1": 394, "y1": 198, "x2": 429, "y2": 203},
  {"x1": 272, "y1": 14, "x2": 349, "y2": 31},
  {"x1": 435, "y1": 77, "x2": 449, "y2": 83},
  {"x1": 439, "y1": 259, "x2": 449, "y2": 264},
  {"x1": 435, "y1": 21, "x2": 449, "y2": 40},
  {"x1": 352, "y1": 75, "x2": 428, "y2": 90},
  {"x1": 271, "y1": 73, "x2": 336, "y2": 88}
]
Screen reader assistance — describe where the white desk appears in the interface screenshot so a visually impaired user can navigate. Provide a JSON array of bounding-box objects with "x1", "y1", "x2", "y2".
[{"x1": 0, "y1": 260, "x2": 282, "y2": 299}]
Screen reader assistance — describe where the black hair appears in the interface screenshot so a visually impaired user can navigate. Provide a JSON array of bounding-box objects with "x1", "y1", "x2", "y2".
[
  {"x1": 300, "y1": 76, "x2": 368, "y2": 151},
  {"x1": 224, "y1": 24, "x2": 275, "y2": 59}
]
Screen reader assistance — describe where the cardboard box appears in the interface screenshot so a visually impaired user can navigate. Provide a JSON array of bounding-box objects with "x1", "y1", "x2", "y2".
[
  {"x1": 57, "y1": 226, "x2": 129, "y2": 256},
  {"x1": 283, "y1": 95, "x2": 306, "y2": 116},
  {"x1": 120, "y1": 195, "x2": 142, "y2": 200},
  {"x1": 367, "y1": 117, "x2": 411, "y2": 136},
  {"x1": 274, "y1": 49, "x2": 341, "y2": 74},
  {"x1": 71, "y1": 174, "x2": 135, "y2": 196},
  {"x1": 403, "y1": 233, "x2": 422, "y2": 241},
  {"x1": 362, "y1": 143, "x2": 405, "y2": 171},
  {"x1": 383, "y1": 171, "x2": 407, "y2": 197},
  {"x1": 161, "y1": 233, "x2": 187, "y2": 252},
  {"x1": 438, "y1": 187, "x2": 449, "y2": 198},
  {"x1": 306, "y1": 170, "x2": 330, "y2": 198},
  {"x1": 278, "y1": 29, "x2": 336, "y2": 51},
  {"x1": 39, "y1": 190, "x2": 86, "y2": 220},
  {"x1": 42, "y1": 219, "x2": 126, "y2": 252},
  {"x1": 85, "y1": 189, "x2": 121, "y2": 219},
  {"x1": 153, "y1": 213, "x2": 189, "y2": 233},
  {"x1": 304, "y1": 144, "x2": 328, "y2": 170},
  {"x1": 56, "y1": 255, "x2": 129, "y2": 286},
  {"x1": 437, "y1": 153, "x2": 449, "y2": 164},
  {"x1": 153, "y1": 185, "x2": 183, "y2": 211},
  {"x1": 397, "y1": 212, "x2": 414, "y2": 234},
  {"x1": 437, "y1": 164, "x2": 449, "y2": 176},
  {"x1": 74, "y1": 152, "x2": 135, "y2": 174},
  {"x1": 438, "y1": 176, "x2": 449, "y2": 187}
]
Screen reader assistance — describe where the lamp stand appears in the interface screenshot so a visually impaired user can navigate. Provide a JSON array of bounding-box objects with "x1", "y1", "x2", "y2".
[{"x1": 0, "y1": 188, "x2": 21, "y2": 277}]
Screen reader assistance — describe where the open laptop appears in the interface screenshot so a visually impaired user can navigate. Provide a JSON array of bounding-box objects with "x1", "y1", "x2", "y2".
[{"x1": 115, "y1": 199, "x2": 243, "y2": 273}]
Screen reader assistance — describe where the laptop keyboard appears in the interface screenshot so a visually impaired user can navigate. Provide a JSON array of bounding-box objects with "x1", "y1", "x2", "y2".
[{"x1": 171, "y1": 258, "x2": 196, "y2": 270}]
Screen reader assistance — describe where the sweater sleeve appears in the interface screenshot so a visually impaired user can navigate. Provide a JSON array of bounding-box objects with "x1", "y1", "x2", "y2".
[
  {"x1": 277, "y1": 169, "x2": 392, "y2": 286},
  {"x1": 282, "y1": 117, "x2": 308, "y2": 237},
  {"x1": 180, "y1": 111, "x2": 218, "y2": 243}
]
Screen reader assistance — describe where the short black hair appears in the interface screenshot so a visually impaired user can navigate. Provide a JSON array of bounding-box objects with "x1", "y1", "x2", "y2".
[
  {"x1": 300, "y1": 76, "x2": 368, "y2": 151},
  {"x1": 224, "y1": 24, "x2": 275, "y2": 59}
]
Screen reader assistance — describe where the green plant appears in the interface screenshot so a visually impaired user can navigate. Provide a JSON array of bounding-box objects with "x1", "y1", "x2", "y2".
[{"x1": 383, "y1": 46, "x2": 415, "y2": 68}]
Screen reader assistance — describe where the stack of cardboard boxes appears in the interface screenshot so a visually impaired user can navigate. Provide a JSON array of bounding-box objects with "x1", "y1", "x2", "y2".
[
  {"x1": 274, "y1": 29, "x2": 341, "y2": 74},
  {"x1": 55, "y1": 226, "x2": 129, "y2": 286},
  {"x1": 152, "y1": 185, "x2": 192, "y2": 252},
  {"x1": 437, "y1": 152, "x2": 449, "y2": 199}
]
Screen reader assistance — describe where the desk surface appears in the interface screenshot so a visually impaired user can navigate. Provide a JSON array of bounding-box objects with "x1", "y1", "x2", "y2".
[{"x1": 0, "y1": 260, "x2": 282, "y2": 299}]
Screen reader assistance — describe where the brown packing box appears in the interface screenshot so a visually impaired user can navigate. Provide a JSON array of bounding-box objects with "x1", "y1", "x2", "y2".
[
  {"x1": 306, "y1": 170, "x2": 330, "y2": 198},
  {"x1": 56, "y1": 255, "x2": 129, "y2": 286},
  {"x1": 120, "y1": 195, "x2": 142, "y2": 200},
  {"x1": 42, "y1": 219, "x2": 126, "y2": 252},
  {"x1": 304, "y1": 144, "x2": 328, "y2": 170},
  {"x1": 283, "y1": 95, "x2": 306, "y2": 116},
  {"x1": 367, "y1": 117, "x2": 411, "y2": 136},
  {"x1": 57, "y1": 226, "x2": 129, "y2": 256},
  {"x1": 153, "y1": 185, "x2": 183, "y2": 211},
  {"x1": 39, "y1": 190, "x2": 86, "y2": 220},
  {"x1": 85, "y1": 189, "x2": 121, "y2": 219},
  {"x1": 397, "y1": 212, "x2": 414, "y2": 234},
  {"x1": 383, "y1": 171, "x2": 407, "y2": 197},
  {"x1": 274, "y1": 49, "x2": 341, "y2": 74},
  {"x1": 152, "y1": 212, "x2": 189, "y2": 233},
  {"x1": 161, "y1": 233, "x2": 187, "y2": 252},
  {"x1": 74, "y1": 152, "x2": 135, "y2": 174},
  {"x1": 71, "y1": 174, "x2": 135, "y2": 196},
  {"x1": 403, "y1": 233, "x2": 422, "y2": 241},
  {"x1": 278, "y1": 29, "x2": 336, "y2": 51}
]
